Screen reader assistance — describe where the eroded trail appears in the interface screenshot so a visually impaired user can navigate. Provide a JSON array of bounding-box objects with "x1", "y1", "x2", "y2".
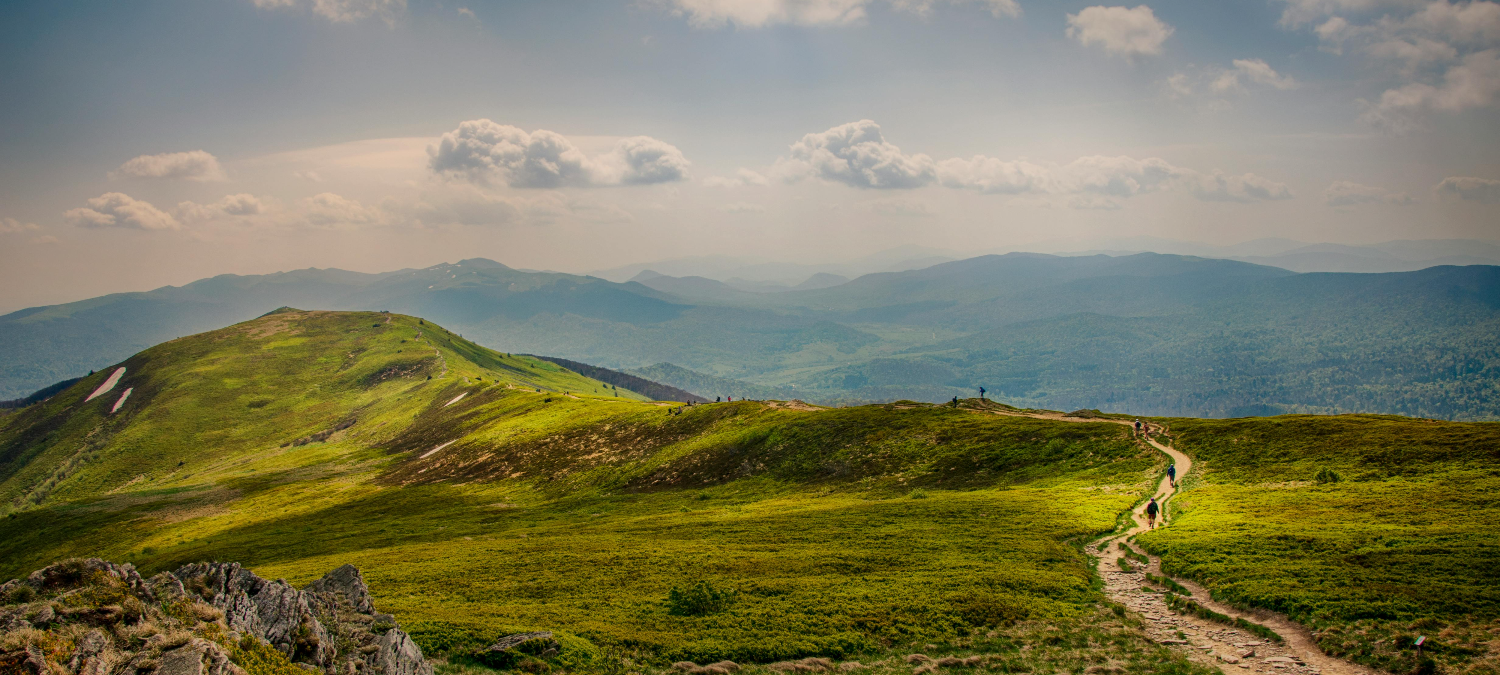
[{"x1": 987, "y1": 409, "x2": 1375, "y2": 675}]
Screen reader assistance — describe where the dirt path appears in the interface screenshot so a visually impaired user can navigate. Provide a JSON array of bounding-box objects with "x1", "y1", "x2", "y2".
[{"x1": 987, "y1": 409, "x2": 1375, "y2": 675}]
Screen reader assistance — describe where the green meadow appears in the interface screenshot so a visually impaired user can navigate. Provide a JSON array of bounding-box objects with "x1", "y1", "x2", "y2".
[
  {"x1": 5, "y1": 309, "x2": 1499, "y2": 674},
  {"x1": 1138, "y1": 416, "x2": 1500, "y2": 675},
  {"x1": 0, "y1": 309, "x2": 1202, "y2": 672}
]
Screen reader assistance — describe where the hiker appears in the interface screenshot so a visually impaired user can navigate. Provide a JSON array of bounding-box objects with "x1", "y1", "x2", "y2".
[
  {"x1": 716, "y1": 396, "x2": 721, "y2": 403},
  {"x1": 952, "y1": 396, "x2": 959, "y2": 407},
  {"x1": 1167, "y1": 463, "x2": 1177, "y2": 488},
  {"x1": 1145, "y1": 497, "x2": 1159, "y2": 529},
  {"x1": 1134, "y1": 419, "x2": 1143, "y2": 436},
  {"x1": 979, "y1": 386, "x2": 986, "y2": 399}
]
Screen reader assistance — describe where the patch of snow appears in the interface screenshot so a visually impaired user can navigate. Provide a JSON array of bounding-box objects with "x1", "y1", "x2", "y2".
[
  {"x1": 445, "y1": 392, "x2": 468, "y2": 407},
  {"x1": 86, "y1": 367, "x2": 127, "y2": 402},
  {"x1": 110, "y1": 388, "x2": 133, "y2": 413},
  {"x1": 420, "y1": 440, "x2": 456, "y2": 459}
]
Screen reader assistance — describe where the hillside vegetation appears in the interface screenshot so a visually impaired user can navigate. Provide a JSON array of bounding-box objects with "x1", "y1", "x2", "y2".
[
  {"x1": 0, "y1": 310, "x2": 1215, "y2": 672},
  {"x1": 4, "y1": 254, "x2": 1499, "y2": 419},
  {"x1": 1138, "y1": 416, "x2": 1500, "y2": 675}
]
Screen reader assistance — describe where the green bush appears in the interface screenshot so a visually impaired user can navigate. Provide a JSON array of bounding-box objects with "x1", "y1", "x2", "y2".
[
  {"x1": 1315, "y1": 467, "x2": 1342, "y2": 484},
  {"x1": 667, "y1": 581, "x2": 735, "y2": 617}
]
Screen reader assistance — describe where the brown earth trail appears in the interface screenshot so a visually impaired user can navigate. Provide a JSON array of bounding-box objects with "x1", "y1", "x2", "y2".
[{"x1": 986, "y1": 409, "x2": 1377, "y2": 675}]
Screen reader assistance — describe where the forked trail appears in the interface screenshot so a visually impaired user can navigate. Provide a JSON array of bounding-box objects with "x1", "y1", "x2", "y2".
[{"x1": 986, "y1": 409, "x2": 1375, "y2": 675}]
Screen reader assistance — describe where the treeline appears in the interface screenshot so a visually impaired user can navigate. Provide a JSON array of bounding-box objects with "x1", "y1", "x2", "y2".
[{"x1": 529, "y1": 356, "x2": 708, "y2": 403}]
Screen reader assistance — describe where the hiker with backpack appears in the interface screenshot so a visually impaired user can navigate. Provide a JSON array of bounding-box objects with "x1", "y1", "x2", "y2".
[
  {"x1": 1134, "y1": 419, "x2": 1143, "y2": 436},
  {"x1": 1167, "y1": 464, "x2": 1177, "y2": 488},
  {"x1": 1145, "y1": 497, "x2": 1160, "y2": 529}
]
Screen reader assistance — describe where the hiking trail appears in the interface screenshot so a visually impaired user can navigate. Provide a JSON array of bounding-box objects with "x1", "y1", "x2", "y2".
[{"x1": 987, "y1": 409, "x2": 1375, "y2": 675}]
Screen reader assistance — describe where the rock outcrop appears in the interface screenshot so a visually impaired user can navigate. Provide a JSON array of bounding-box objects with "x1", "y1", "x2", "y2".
[{"x1": 0, "y1": 558, "x2": 432, "y2": 675}]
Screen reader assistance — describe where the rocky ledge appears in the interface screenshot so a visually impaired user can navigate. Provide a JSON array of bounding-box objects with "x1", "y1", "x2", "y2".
[{"x1": 0, "y1": 558, "x2": 431, "y2": 675}]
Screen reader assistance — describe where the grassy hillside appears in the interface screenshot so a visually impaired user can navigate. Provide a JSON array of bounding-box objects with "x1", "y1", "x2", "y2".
[
  {"x1": 0, "y1": 310, "x2": 1204, "y2": 671},
  {"x1": 1137, "y1": 415, "x2": 1500, "y2": 674}
]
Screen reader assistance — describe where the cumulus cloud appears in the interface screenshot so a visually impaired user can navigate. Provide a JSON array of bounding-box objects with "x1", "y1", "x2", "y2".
[
  {"x1": 1212, "y1": 59, "x2": 1300, "y2": 92},
  {"x1": 64, "y1": 193, "x2": 180, "y2": 230},
  {"x1": 1435, "y1": 175, "x2": 1500, "y2": 202},
  {"x1": 1, "y1": 217, "x2": 40, "y2": 234},
  {"x1": 429, "y1": 120, "x2": 690, "y2": 188},
  {"x1": 773, "y1": 120, "x2": 1293, "y2": 203},
  {"x1": 298, "y1": 193, "x2": 389, "y2": 228},
  {"x1": 1324, "y1": 181, "x2": 1415, "y2": 205},
  {"x1": 177, "y1": 194, "x2": 266, "y2": 223},
  {"x1": 250, "y1": 0, "x2": 404, "y2": 24},
  {"x1": 656, "y1": 0, "x2": 1019, "y2": 28},
  {"x1": 110, "y1": 150, "x2": 226, "y2": 182},
  {"x1": 1066, "y1": 5, "x2": 1174, "y2": 58},
  {"x1": 775, "y1": 119, "x2": 937, "y2": 189},
  {"x1": 1361, "y1": 49, "x2": 1500, "y2": 128},
  {"x1": 1282, "y1": 1, "x2": 1500, "y2": 128},
  {"x1": 1188, "y1": 172, "x2": 1296, "y2": 202}
]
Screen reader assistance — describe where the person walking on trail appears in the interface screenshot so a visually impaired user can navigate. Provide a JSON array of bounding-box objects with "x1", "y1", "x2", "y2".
[
  {"x1": 1145, "y1": 497, "x2": 1160, "y2": 529},
  {"x1": 1167, "y1": 463, "x2": 1177, "y2": 488},
  {"x1": 1134, "y1": 419, "x2": 1143, "y2": 436}
]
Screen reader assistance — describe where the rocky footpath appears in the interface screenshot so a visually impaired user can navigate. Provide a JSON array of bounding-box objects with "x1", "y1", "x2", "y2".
[{"x1": 0, "y1": 558, "x2": 431, "y2": 675}]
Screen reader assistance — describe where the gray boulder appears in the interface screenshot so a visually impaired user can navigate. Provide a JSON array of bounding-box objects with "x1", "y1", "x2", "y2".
[
  {"x1": 368, "y1": 629, "x2": 434, "y2": 675},
  {"x1": 174, "y1": 562, "x2": 334, "y2": 667},
  {"x1": 306, "y1": 564, "x2": 375, "y2": 615}
]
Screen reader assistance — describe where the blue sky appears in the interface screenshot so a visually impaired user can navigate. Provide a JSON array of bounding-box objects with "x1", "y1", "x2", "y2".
[{"x1": 2, "y1": 0, "x2": 1498, "y2": 310}]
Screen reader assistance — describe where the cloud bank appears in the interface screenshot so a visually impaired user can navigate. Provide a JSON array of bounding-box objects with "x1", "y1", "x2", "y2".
[
  {"x1": 65, "y1": 193, "x2": 181, "y2": 230},
  {"x1": 110, "y1": 151, "x2": 227, "y2": 182},
  {"x1": 429, "y1": 120, "x2": 690, "y2": 188},
  {"x1": 1435, "y1": 175, "x2": 1500, "y2": 202},
  {"x1": 773, "y1": 120, "x2": 1293, "y2": 204}
]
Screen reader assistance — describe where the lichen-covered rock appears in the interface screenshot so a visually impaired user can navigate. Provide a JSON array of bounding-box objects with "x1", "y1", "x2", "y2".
[
  {"x1": 306, "y1": 564, "x2": 375, "y2": 615},
  {"x1": 173, "y1": 562, "x2": 334, "y2": 667},
  {"x1": 368, "y1": 628, "x2": 434, "y2": 675},
  {"x1": 155, "y1": 639, "x2": 243, "y2": 675},
  {"x1": 1, "y1": 558, "x2": 430, "y2": 675}
]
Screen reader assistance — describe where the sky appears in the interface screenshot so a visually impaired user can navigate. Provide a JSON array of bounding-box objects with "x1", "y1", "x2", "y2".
[{"x1": 1, "y1": 0, "x2": 1499, "y2": 312}]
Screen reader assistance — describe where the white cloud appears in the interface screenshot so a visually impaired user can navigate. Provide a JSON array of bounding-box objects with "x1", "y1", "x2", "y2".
[
  {"x1": 1435, "y1": 175, "x2": 1500, "y2": 202},
  {"x1": 1361, "y1": 49, "x2": 1500, "y2": 128},
  {"x1": 298, "y1": 192, "x2": 389, "y2": 229},
  {"x1": 65, "y1": 193, "x2": 181, "y2": 231},
  {"x1": 1324, "y1": 180, "x2": 1415, "y2": 205},
  {"x1": 1278, "y1": 0, "x2": 1427, "y2": 27},
  {"x1": 402, "y1": 185, "x2": 523, "y2": 226},
  {"x1": 1285, "y1": 1, "x2": 1500, "y2": 128},
  {"x1": 177, "y1": 194, "x2": 266, "y2": 223},
  {"x1": 774, "y1": 120, "x2": 1293, "y2": 203},
  {"x1": 723, "y1": 202, "x2": 766, "y2": 213},
  {"x1": 110, "y1": 150, "x2": 226, "y2": 182},
  {"x1": 293, "y1": 170, "x2": 325, "y2": 182},
  {"x1": 1190, "y1": 172, "x2": 1296, "y2": 202},
  {"x1": 775, "y1": 119, "x2": 937, "y2": 189},
  {"x1": 1066, "y1": 5, "x2": 1174, "y2": 58},
  {"x1": 1, "y1": 218, "x2": 40, "y2": 234},
  {"x1": 704, "y1": 169, "x2": 770, "y2": 187},
  {"x1": 428, "y1": 120, "x2": 690, "y2": 188},
  {"x1": 655, "y1": 0, "x2": 1019, "y2": 28},
  {"x1": 250, "y1": 0, "x2": 405, "y2": 24}
]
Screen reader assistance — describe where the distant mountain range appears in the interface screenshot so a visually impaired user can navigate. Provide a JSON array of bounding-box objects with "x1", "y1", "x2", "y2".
[{"x1": 3, "y1": 252, "x2": 1498, "y2": 419}]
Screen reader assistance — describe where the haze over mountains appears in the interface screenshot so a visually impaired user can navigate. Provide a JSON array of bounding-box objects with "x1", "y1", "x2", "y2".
[{"x1": 3, "y1": 246, "x2": 1498, "y2": 420}]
